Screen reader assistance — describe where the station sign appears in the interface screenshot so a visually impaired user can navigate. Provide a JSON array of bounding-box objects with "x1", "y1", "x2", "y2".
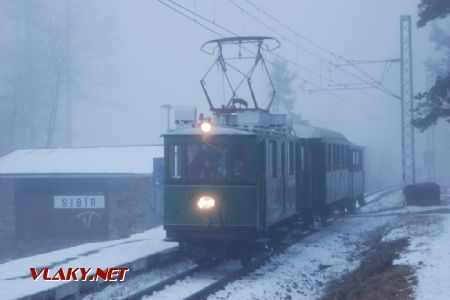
[{"x1": 54, "y1": 195, "x2": 105, "y2": 209}]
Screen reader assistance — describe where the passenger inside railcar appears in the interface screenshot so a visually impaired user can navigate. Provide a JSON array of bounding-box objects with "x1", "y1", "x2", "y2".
[{"x1": 187, "y1": 144, "x2": 227, "y2": 179}]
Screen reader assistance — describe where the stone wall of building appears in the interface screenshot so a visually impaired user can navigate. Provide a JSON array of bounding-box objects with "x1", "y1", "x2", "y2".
[
  {"x1": 0, "y1": 179, "x2": 16, "y2": 242},
  {"x1": 106, "y1": 176, "x2": 161, "y2": 239}
]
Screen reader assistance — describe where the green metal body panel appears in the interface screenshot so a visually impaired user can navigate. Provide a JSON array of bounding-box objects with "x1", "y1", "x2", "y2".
[
  {"x1": 262, "y1": 138, "x2": 298, "y2": 226},
  {"x1": 163, "y1": 134, "x2": 261, "y2": 236},
  {"x1": 164, "y1": 185, "x2": 258, "y2": 227}
]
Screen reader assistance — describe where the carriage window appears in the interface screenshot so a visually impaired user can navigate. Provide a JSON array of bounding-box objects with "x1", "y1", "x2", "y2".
[
  {"x1": 344, "y1": 146, "x2": 349, "y2": 167},
  {"x1": 300, "y1": 145, "x2": 305, "y2": 171},
  {"x1": 352, "y1": 150, "x2": 363, "y2": 171},
  {"x1": 353, "y1": 151, "x2": 358, "y2": 168},
  {"x1": 336, "y1": 145, "x2": 341, "y2": 169},
  {"x1": 269, "y1": 141, "x2": 277, "y2": 178},
  {"x1": 230, "y1": 144, "x2": 250, "y2": 180},
  {"x1": 333, "y1": 144, "x2": 338, "y2": 170},
  {"x1": 288, "y1": 142, "x2": 295, "y2": 175},
  {"x1": 169, "y1": 144, "x2": 181, "y2": 179},
  {"x1": 344, "y1": 146, "x2": 348, "y2": 167},
  {"x1": 187, "y1": 143, "x2": 227, "y2": 180},
  {"x1": 327, "y1": 144, "x2": 332, "y2": 171},
  {"x1": 357, "y1": 151, "x2": 363, "y2": 170}
]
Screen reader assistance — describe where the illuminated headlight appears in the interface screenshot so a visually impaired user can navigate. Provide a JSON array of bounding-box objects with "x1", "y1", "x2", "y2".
[
  {"x1": 200, "y1": 121, "x2": 212, "y2": 133},
  {"x1": 197, "y1": 196, "x2": 216, "y2": 210}
]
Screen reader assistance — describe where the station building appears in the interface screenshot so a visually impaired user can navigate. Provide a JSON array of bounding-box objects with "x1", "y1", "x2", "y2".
[{"x1": 0, "y1": 145, "x2": 163, "y2": 243}]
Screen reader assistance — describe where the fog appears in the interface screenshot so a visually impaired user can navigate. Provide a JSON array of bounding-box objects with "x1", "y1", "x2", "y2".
[{"x1": 1, "y1": 0, "x2": 449, "y2": 191}]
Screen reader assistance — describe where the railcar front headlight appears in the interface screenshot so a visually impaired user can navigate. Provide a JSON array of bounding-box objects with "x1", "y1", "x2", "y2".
[
  {"x1": 200, "y1": 121, "x2": 212, "y2": 133},
  {"x1": 197, "y1": 196, "x2": 216, "y2": 210}
]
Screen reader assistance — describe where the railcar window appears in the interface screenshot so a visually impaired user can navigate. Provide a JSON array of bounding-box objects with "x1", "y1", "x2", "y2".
[
  {"x1": 230, "y1": 144, "x2": 250, "y2": 180},
  {"x1": 288, "y1": 142, "x2": 295, "y2": 175},
  {"x1": 187, "y1": 143, "x2": 227, "y2": 180},
  {"x1": 169, "y1": 144, "x2": 181, "y2": 179},
  {"x1": 269, "y1": 141, "x2": 277, "y2": 178}
]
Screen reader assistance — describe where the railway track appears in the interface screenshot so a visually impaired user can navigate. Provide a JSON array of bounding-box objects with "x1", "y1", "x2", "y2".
[
  {"x1": 89, "y1": 186, "x2": 399, "y2": 300},
  {"x1": 346, "y1": 207, "x2": 450, "y2": 219},
  {"x1": 81, "y1": 247, "x2": 185, "y2": 299},
  {"x1": 363, "y1": 185, "x2": 402, "y2": 205},
  {"x1": 122, "y1": 263, "x2": 208, "y2": 300},
  {"x1": 349, "y1": 185, "x2": 450, "y2": 218},
  {"x1": 119, "y1": 226, "x2": 321, "y2": 300}
]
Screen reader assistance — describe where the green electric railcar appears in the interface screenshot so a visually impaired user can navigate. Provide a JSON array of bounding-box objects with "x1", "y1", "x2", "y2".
[{"x1": 163, "y1": 125, "x2": 300, "y2": 257}]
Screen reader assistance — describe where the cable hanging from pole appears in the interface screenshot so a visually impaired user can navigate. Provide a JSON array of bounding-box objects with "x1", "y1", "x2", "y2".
[{"x1": 157, "y1": 0, "x2": 391, "y2": 117}]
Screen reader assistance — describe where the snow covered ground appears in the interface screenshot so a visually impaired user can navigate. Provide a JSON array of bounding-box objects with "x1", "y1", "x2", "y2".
[
  {"x1": 210, "y1": 215, "x2": 400, "y2": 299},
  {"x1": 2, "y1": 186, "x2": 450, "y2": 300},
  {"x1": 0, "y1": 227, "x2": 176, "y2": 300},
  {"x1": 209, "y1": 186, "x2": 450, "y2": 300}
]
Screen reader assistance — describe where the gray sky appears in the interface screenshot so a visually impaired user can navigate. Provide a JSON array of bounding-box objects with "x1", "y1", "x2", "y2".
[{"x1": 71, "y1": 0, "x2": 448, "y2": 187}]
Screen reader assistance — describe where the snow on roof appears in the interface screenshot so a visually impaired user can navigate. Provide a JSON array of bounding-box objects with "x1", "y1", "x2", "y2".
[
  {"x1": 165, "y1": 126, "x2": 253, "y2": 135},
  {"x1": 293, "y1": 124, "x2": 348, "y2": 141},
  {"x1": 0, "y1": 145, "x2": 163, "y2": 176}
]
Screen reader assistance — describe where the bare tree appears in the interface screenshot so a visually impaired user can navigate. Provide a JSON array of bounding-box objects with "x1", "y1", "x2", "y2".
[
  {"x1": 269, "y1": 57, "x2": 308, "y2": 125},
  {"x1": 0, "y1": 0, "x2": 112, "y2": 152}
]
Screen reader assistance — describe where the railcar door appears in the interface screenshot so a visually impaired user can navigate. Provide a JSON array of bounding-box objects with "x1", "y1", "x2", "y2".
[
  {"x1": 284, "y1": 141, "x2": 297, "y2": 216},
  {"x1": 300, "y1": 142, "x2": 313, "y2": 215},
  {"x1": 265, "y1": 139, "x2": 283, "y2": 225},
  {"x1": 259, "y1": 140, "x2": 267, "y2": 229},
  {"x1": 281, "y1": 142, "x2": 286, "y2": 214}
]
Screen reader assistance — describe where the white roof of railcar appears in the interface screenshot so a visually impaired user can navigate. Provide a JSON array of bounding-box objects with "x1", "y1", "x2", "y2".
[
  {"x1": 0, "y1": 145, "x2": 163, "y2": 176},
  {"x1": 293, "y1": 124, "x2": 348, "y2": 141},
  {"x1": 165, "y1": 126, "x2": 254, "y2": 135}
]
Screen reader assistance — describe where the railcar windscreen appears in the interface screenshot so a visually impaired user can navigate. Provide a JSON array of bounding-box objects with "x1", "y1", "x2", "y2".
[
  {"x1": 187, "y1": 144, "x2": 227, "y2": 180},
  {"x1": 230, "y1": 144, "x2": 250, "y2": 180}
]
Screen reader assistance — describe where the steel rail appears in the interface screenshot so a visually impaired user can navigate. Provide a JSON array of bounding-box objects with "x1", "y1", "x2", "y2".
[
  {"x1": 183, "y1": 230, "x2": 318, "y2": 300},
  {"x1": 121, "y1": 264, "x2": 207, "y2": 300},
  {"x1": 80, "y1": 248, "x2": 184, "y2": 298}
]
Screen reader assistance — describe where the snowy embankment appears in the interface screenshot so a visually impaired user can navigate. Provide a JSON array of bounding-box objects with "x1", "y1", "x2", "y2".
[
  {"x1": 210, "y1": 186, "x2": 450, "y2": 300},
  {"x1": 383, "y1": 186, "x2": 450, "y2": 300},
  {"x1": 383, "y1": 216, "x2": 450, "y2": 300},
  {"x1": 210, "y1": 217, "x2": 401, "y2": 299},
  {"x1": 0, "y1": 227, "x2": 176, "y2": 300}
]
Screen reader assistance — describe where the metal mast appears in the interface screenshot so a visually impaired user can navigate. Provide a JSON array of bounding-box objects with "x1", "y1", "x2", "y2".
[
  {"x1": 425, "y1": 126, "x2": 436, "y2": 180},
  {"x1": 400, "y1": 15, "x2": 416, "y2": 184}
]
